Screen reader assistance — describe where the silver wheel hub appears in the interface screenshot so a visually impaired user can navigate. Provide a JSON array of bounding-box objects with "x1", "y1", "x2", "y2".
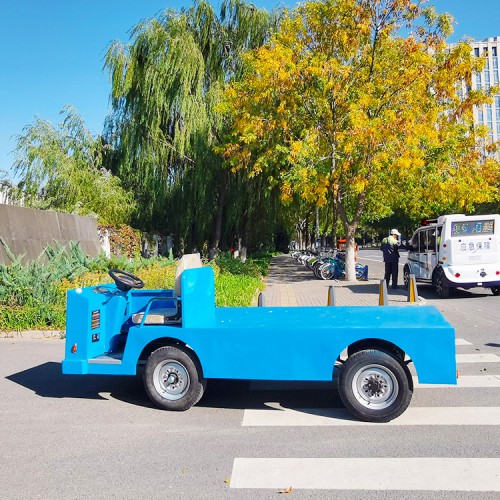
[
  {"x1": 153, "y1": 360, "x2": 190, "y2": 401},
  {"x1": 352, "y1": 364, "x2": 399, "y2": 409}
]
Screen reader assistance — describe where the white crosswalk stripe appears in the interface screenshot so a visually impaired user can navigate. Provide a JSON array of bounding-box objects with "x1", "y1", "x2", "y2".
[
  {"x1": 230, "y1": 458, "x2": 500, "y2": 491},
  {"x1": 242, "y1": 406, "x2": 500, "y2": 426},
  {"x1": 233, "y1": 337, "x2": 500, "y2": 492},
  {"x1": 456, "y1": 353, "x2": 500, "y2": 363},
  {"x1": 416, "y1": 374, "x2": 500, "y2": 387}
]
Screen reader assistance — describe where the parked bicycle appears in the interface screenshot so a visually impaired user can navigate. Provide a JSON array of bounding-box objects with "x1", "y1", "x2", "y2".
[{"x1": 291, "y1": 250, "x2": 368, "y2": 281}]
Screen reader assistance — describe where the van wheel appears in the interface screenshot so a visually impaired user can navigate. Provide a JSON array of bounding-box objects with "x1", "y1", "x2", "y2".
[
  {"x1": 434, "y1": 270, "x2": 450, "y2": 298},
  {"x1": 491, "y1": 287, "x2": 500, "y2": 296},
  {"x1": 403, "y1": 265, "x2": 411, "y2": 289},
  {"x1": 144, "y1": 346, "x2": 204, "y2": 411}
]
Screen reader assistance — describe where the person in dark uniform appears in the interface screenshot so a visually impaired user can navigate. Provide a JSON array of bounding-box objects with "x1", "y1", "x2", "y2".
[{"x1": 381, "y1": 229, "x2": 401, "y2": 289}]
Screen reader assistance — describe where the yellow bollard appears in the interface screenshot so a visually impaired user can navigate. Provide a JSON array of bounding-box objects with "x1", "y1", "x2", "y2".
[
  {"x1": 327, "y1": 285, "x2": 335, "y2": 306},
  {"x1": 379, "y1": 279, "x2": 388, "y2": 306},
  {"x1": 407, "y1": 274, "x2": 418, "y2": 303}
]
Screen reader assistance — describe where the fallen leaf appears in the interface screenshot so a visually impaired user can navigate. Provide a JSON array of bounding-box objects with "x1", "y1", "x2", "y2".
[
  {"x1": 224, "y1": 478, "x2": 231, "y2": 485},
  {"x1": 279, "y1": 486, "x2": 293, "y2": 494}
]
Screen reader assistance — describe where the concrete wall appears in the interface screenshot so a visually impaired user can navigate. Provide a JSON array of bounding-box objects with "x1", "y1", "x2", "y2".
[{"x1": 0, "y1": 204, "x2": 100, "y2": 264}]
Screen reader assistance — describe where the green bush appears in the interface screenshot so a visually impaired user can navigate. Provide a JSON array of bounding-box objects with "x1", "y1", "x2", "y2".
[
  {"x1": 215, "y1": 273, "x2": 265, "y2": 307},
  {"x1": 214, "y1": 251, "x2": 273, "y2": 278},
  {"x1": 0, "y1": 244, "x2": 272, "y2": 331},
  {"x1": 0, "y1": 240, "x2": 89, "y2": 309}
]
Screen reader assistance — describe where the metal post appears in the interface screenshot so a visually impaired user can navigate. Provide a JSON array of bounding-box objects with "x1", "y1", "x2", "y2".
[
  {"x1": 407, "y1": 274, "x2": 418, "y2": 303},
  {"x1": 327, "y1": 285, "x2": 335, "y2": 306},
  {"x1": 258, "y1": 293, "x2": 264, "y2": 307},
  {"x1": 379, "y1": 279, "x2": 388, "y2": 306}
]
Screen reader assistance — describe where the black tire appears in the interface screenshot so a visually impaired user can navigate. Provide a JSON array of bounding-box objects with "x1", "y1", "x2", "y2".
[
  {"x1": 403, "y1": 264, "x2": 411, "y2": 289},
  {"x1": 434, "y1": 269, "x2": 450, "y2": 298},
  {"x1": 143, "y1": 346, "x2": 204, "y2": 411},
  {"x1": 491, "y1": 287, "x2": 500, "y2": 296},
  {"x1": 338, "y1": 349, "x2": 412, "y2": 423}
]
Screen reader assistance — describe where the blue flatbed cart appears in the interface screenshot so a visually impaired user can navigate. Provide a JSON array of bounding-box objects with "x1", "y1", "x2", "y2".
[{"x1": 62, "y1": 257, "x2": 457, "y2": 423}]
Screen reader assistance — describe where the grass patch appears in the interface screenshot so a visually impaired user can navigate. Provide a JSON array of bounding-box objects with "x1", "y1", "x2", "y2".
[{"x1": 215, "y1": 273, "x2": 266, "y2": 307}]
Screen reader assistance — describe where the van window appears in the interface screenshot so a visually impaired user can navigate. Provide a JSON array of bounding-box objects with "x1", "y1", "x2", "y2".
[
  {"x1": 427, "y1": 229, "x2": 436, "y2": 251},
  {"x1": 436, "y1": 226, "x2": 442, "y2": 247},
  {"x1": 418, "y1": 231, "x2": 427, "y2": 253}
]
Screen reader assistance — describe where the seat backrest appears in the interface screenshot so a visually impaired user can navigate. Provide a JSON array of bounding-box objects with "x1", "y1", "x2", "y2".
[{"x1": 174, "y1": 253, "x2": 202, "y2": 296}]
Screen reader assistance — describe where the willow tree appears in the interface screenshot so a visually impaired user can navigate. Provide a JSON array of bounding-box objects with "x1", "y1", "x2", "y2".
[
  {"x1": 12, "y1": 106, "x2": 135, "y2": 225},
  {"x1": 222, "y1": 0, "x2": 500, "y2": 279},
  {"x1": 104, "y1": 0, "x2": 281, "y2": 250}
]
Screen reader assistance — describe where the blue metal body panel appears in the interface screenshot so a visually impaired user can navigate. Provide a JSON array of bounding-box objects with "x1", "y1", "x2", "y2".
[{"x1": 62, "y1": 267, "x2": 457, "y2": 385}]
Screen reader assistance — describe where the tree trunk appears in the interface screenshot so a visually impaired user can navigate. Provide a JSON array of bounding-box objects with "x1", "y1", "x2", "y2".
[{"x1": 344, "y1": 224, "x2": 358, "y2": 282}]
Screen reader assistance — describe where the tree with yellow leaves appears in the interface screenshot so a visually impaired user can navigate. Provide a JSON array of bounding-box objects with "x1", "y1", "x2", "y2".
[{"x1": 222, "y1": 0, "x2": 500, "y2": 279}]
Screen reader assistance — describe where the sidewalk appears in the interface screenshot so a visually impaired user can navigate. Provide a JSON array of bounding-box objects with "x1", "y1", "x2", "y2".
[{"x1": 263, "y1": 254, "x2": 421, "y2": 307}]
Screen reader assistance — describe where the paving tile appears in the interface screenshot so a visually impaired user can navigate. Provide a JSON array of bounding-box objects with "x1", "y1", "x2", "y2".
[{"x1": 263, "y1": 254, "x2": 420, "y2": 307}]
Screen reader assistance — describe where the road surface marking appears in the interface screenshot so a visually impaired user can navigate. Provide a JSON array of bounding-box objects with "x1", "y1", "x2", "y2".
[
  {"x1": 230, "y1": 458, "x2": 500, "y2": 491},
  {"x1": 456, "y1": 353, "x2": 500, "y2": 363},
  {"x1": 242, "y1": 406, "x2": 500, "y2": 426},
  {"x1": 415, "y1": 375, "x2": 500, "y2": 388},
  {"x1": 249, "y1": 375, "x2": 500, "y2": 391},
  {"x1": 455, "y1": 338, "x2": 472, "y2": 345}
]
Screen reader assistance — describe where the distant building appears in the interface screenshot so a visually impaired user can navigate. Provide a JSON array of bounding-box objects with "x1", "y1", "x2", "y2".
[{"x1": 470, "y1": 37, "x2": 500, "y2": 153}]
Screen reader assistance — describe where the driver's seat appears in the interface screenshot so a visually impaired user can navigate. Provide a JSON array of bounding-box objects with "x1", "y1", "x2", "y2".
[{"x1": 131, "y1": 253, "x2": 203, "y2": 325}]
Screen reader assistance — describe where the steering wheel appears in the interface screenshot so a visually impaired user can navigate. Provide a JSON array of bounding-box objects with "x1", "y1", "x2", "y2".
[{"x1": 108, "y1": 269, "x2": 145, "y2": 292}]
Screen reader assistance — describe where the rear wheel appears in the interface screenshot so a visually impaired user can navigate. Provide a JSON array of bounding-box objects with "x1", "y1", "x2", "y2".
[
  {"x1": 491, "y1": 287, "x2": 500, "y2": 296},
  {"x1": 144, "y1": 346, "x2": 204, "y2": 411},
  {"x1": 434, "y1": 269, "x2": 450, "y2": 298},
  {"x1": 338, "y1": 349, "x2": 412, "y2": 423}
]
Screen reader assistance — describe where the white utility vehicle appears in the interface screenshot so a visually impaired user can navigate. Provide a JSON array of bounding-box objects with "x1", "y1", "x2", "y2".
[{"x1": 403, "y1": 214, "x2": 500, "y2": 298}]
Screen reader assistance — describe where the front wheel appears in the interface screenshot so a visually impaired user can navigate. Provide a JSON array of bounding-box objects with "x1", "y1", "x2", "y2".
[
  {"x1": 491, "y1": 287, "x2": 500, "y2": 296},
  {"x1": 144, "y1": 346, "x2": 204, "y2": 411},
  {"x1": 338, "y1": 349, "x2": 412, "y2": 423}
]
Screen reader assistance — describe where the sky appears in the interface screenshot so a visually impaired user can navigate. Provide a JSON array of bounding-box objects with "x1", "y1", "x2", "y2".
[{"x1": 1, "y1": 0, "x2": 499, "y2": 180}]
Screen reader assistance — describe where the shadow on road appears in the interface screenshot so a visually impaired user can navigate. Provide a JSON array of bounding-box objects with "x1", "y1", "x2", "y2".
[
  {"x1": 5, "y1": 362, "x2": 343, "y2": 411},
  {"x1": 6, "y1": 361, "x2": 141, "y2": 402},
  {"x1": 485, "y1": 343, "x2": 500, "y2": 349},
  {"x1": 266, "y1": 256, "x2": 318, "y2": 284},
  {"x1": 414, "y1": 284, "x2": 494, "y2": 301}
]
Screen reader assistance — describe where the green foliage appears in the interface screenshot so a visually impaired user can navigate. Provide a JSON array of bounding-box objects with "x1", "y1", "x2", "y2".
[
  {"x1": 0, "y1": 305, "x2": 65, "y2": 331},
  {"x1": 0, "y1": 239, "x2": 89, "y2": 308},
  {"x1": 0, "y1": 240, "x2": 90, "y2": 330},
  {"x1": 215, "y1": 251, "x2": 273, "y2": 278},
  {"x1": 215, "y1": 273, "x2": 265, "y2": 307},
  {"x1": 223, "y1": 0, "x2": 500, "y2": 278},
  {"x1": 104, "y1": 0, "x2": 283, "y2": 250},
  {"x1": 12, "y1": 106, "x2": 136, "y2": 225}
]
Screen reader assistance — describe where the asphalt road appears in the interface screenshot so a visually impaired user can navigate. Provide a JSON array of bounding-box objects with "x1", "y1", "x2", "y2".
[{"x1": 1, "y1": 253, "x2": 500, "y2": 499}]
